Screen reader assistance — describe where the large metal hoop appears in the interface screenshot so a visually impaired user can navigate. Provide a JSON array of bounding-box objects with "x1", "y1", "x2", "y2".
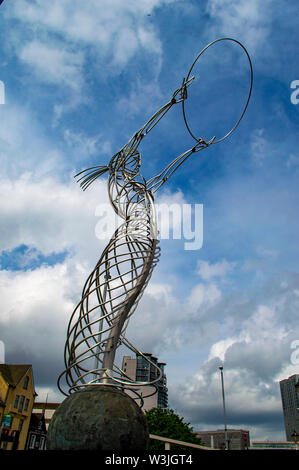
[{"x1": 182, "y1": 37, "x2": 253, "y2": 145}]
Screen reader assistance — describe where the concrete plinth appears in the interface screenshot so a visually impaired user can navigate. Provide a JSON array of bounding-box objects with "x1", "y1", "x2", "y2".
[{"x1": 46, "y1": 385, "x2": 149, "y2": 451}]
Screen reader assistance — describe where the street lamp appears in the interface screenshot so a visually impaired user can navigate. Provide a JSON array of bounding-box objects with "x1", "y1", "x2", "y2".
[{"x1": 219, "y1": 366, "x2": 229, "y2": 450}]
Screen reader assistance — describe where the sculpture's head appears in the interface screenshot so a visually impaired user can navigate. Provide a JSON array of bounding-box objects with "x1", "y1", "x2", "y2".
[
  {"x1": 75, "y1": 147, "x2": 141, "y2": 191},
  {"x1": 110, "y1": 148, "x2": 141, "y2": 182}
]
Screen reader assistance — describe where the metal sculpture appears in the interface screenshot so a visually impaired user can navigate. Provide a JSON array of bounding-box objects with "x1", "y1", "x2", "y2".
[{"x1": 57, "y1": 38, "x2": 253, "y2": 403}]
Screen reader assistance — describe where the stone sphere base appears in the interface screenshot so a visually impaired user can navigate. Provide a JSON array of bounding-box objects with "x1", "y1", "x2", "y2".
[{"x1": 46, "y1": 386, "x2": 149, "y2": 451}]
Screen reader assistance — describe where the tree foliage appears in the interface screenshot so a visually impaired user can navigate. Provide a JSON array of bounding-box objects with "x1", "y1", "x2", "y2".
[{"x1": 144, "y1": 408, "x2": 202, "y2": 451}]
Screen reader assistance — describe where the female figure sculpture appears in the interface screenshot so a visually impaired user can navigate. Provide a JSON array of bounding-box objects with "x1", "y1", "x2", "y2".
[{"x1": 57, "y1": 38, "x2": 252, "y2": 403}]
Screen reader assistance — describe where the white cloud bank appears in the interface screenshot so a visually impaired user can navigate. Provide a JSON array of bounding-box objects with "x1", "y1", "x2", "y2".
[{"x1": 7, "y1": 0, "x2": 173, "y2": 74}]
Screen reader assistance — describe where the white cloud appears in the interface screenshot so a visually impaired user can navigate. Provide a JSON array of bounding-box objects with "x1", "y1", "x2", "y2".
[
  {"x1": 0, "y1": 104, "x2": 66, "y2": 180},
  {"x1": 187, "y1": 282, "x2": 221, "y2": 311},
  {"x1": 197, "y1": 259, "x2": 236, "y2": 280},
  {"x1": 63, "y1": 129, "x2": 112, "y2": 158},
  {"x1": 243, "y1": 304, "x2": 287, "y2": 341},
  {"x1": 0, "y1": 263, "x2": 76, "y2": 354},
  {"x1": 208, "y1": 337, "x2": 243, "y2": 361},
  {"x1": 117, "y1": 79, "x2": 163, "y2": 117},
  {"x1": 0, "y1": 173, "x2": 109, "y2": 262},
  {"x1": 35, "y1": 386, "x2": 63, "y2": 404},
  {"x1": 126, "y1": 280, "x2": 183, "y2": 354},
  {"x1": 9, "y1": 0, "x2": 171, "y2": 72},
  {"x1": 19, "y1": 40, "x2": 84, "y2": 90},
  {"x1": 5, "y1": 1, "x2": 173, "y2": 118},
  {"x1": 206, "y1": 0, "x2": 271, "y2": 53}
]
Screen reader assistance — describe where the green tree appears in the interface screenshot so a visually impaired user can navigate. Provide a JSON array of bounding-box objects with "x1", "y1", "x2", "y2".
[{"x1": 144, "y1": 408, "x2": 202, "y2": 451}]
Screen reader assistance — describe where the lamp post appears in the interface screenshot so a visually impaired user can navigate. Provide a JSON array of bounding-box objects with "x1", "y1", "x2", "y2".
[{"x1": 219, "y1": 366, "x2": 229, "y2": 450}]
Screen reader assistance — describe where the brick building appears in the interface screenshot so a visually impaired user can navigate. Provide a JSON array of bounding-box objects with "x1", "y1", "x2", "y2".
[{"x1": 195, "y1": 429, "x2": 250, "y2": 450}]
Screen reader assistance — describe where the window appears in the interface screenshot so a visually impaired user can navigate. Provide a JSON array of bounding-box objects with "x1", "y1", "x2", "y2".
[
  {"x1": 24, "y1": 398, "x2": 30, "y2": 411},
  {"x1": 39, "y1": 436, "x2": 46, "y2": 450},
  {"x1": 23, "y1": 376, "x2": 29, "y2": 389},
  {"x1": 18, "y1": 419, "x2": 23, "y2": 432},
  {"x1": 29, "y1": 434, "x2": 36, "y2": 450},
  {"x1": 14, "y1": 395, "x2": 20, "y2": 408},
  {"x1": 18, "y1": 395, "x2": 25, "y2": 413}
]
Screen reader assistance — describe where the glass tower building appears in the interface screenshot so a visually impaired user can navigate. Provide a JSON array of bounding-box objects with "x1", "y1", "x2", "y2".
[
  {"x1": 279, "y1": 374, "x2": 299, "y2": 441},
  {"x1": 122, "y1": 353, "x2": 168, "y2": 410}
]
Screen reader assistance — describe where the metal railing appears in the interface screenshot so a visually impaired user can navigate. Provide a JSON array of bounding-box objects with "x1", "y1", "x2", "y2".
[{"x1": 149, "y1": 434, "x2": 216, "y2": 451}]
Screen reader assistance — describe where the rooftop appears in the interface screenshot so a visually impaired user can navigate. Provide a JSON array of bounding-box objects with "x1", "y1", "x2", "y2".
[{"x1": 0, "y1": 363, "x2": 32, "y2": 387}]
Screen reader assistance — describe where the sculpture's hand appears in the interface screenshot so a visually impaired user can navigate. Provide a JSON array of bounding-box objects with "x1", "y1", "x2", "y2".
[{"x1": 171, "y1": 75, "x2": 195, "y2": 104}]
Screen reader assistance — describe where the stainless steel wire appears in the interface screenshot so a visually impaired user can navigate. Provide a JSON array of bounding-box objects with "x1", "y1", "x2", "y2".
[{"x1": 57, "y1": 38, "x2": 253, "y2": 402}]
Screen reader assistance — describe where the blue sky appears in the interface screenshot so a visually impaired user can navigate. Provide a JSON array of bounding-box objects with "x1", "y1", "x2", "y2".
[{"x1": 1, "y1": 0, "x2": 299, "y2": 442}]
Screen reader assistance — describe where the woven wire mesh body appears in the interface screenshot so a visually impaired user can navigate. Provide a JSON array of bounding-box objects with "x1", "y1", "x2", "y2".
[
  {"x1": 58, "y1": 174, "x2": 162, "y2": 403},
  {"x1": 57, "y1": 38, "x2": 253, "y2": 402}
]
